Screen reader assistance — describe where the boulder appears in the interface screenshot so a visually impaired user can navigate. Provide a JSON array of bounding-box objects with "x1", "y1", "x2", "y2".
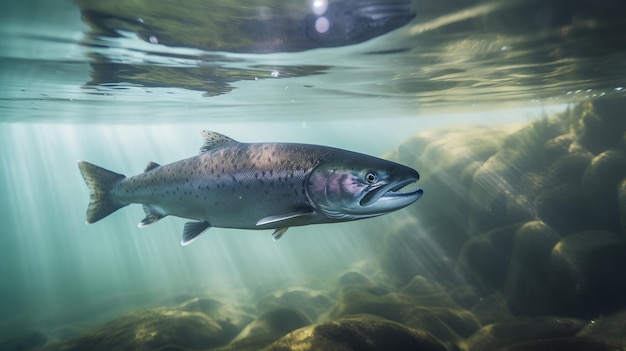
[
  {"x1": 230, "y1": 308, "x2": 312, "y2": 347},
  {"x1": 469, "y1": 119, "x2": 564, "y2": 235},
  {"x1": 534, "y1": 184, "x2": 596, "y2": 235},
  {"x1": 577, "y1": 310, "x2": 626, "y2": 344},
  {"x1": 463, "y1": 317, "x2": 587, "y2": 351},
  {"x1": 581, "y1": 149, "x2": 626, "y2": 233},
  {"x1": 255, "y1": 288, "x2": 333, "y2": 323},
  {"x1": 546, "y1": 153, "x2": 591, "y2": 185},
  {"x1": 470, "y1": 293, "x2": 515, "y2": 326},
  {"x1": 504, "y1": 221, "x2": 560, "y2": 315},
  {"x1": 261, "y1": 314, "x2": 448, "y2": 351},
  {"x1": 177, "y1": 297, "x2": 253, "y2": 341},
  {"x1": 569, "y1": 99, "x2": 626, "y2": 154},
  {"x1": 498, "y1": 336, "x2": 620, "y2": 351},
  {"x1": 456, "y1": 223, "x2": 521, "y2": 293},
  {"x1": 49, "y1": 307, "x2": 227, "y2": 351},
  {"x1": 324, "y1": 287, "x2": 479, "y2": 344},
  {"x1": 550, "y1": 230, "x2": 626, "y2": 317}
]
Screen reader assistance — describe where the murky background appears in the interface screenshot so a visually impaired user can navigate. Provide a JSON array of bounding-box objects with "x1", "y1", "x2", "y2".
[{"x1": 1, "y1": 0, "x2": 626, "y2": 350}]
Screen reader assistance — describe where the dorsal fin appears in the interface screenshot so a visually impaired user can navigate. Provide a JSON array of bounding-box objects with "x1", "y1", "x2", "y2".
[
  {"x1": 200, "y1": 130, "x2": 237, "y2": 153},
  {"x1": 144, "y1": 161, "x2": 161, "y2": 172}
]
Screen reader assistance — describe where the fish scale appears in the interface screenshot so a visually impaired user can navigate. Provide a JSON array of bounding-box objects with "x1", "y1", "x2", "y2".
[{"x1": 78, "y1": 130, "x2": 423, "y2": 245}]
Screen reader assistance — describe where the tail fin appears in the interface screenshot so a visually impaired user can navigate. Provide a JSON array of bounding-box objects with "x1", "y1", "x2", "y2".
[{"x1": 77, "y1": 161, "x2": 127, "y2": 223}]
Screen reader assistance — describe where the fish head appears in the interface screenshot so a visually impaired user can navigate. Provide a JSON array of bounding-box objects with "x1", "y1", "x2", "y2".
[
  {"x1": 306, "y1": 152, "x2": 423, "y2": 220},
  {"x1": 304, "y1": 0, "x2": 416, "y2": 47}
]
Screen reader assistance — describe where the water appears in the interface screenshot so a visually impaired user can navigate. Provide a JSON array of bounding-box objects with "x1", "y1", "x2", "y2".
[{"x1": 1, "y1": 0, "x2": 626, "y2": 350}]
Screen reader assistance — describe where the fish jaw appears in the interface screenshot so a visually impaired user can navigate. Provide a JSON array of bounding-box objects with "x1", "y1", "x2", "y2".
[{"x1": 358, "y1": 177, "x2": 423, "y2": 214}]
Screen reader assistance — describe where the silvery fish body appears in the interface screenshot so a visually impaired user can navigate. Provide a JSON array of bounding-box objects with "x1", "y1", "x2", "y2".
[{"x1": 78, "y1": 131, "x2": 423, "y2": 245}]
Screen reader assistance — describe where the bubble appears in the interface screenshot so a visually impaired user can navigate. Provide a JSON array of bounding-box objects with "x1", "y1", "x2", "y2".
[
  {"x1": 271, "y1": 71, "x2": 280, "y2": 78},
  {"x1": 148, "y1": 35, "x2": 158, "y2": 44},
  {"x1": 311, "y1": 0, "x2": 328, "y2": 15},
  {"x1": 315, "y1": 17, "x2": 330, "y2": 34}
]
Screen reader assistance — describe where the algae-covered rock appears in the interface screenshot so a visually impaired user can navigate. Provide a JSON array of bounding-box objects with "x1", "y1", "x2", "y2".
[
  {"x1": 470, "y1": 293, "x2": 515, "y2": 326},
  {"x1": 577, "y1": 310, "x2": 626, "y2": 344},
  {"x1": 255, "y1": 288, "x2": 333, "y2": 323},
  {"x1": 456, "y1": 223, "x2": 521, "y2": 293},
  {"x1": 568, "y1": 99, "x2": 626, "y2": 154},
  {"x1": 324, "y1": 287, "x2": 479, "y2": 344},
  {"x1": 463, "y1": 317, "x2": 587, "y2": 351},
  {"x1": 469, "y1": 119, "x2": 565, "y2": 235},
  {"x1": 396, "y1": 275, "x2": 478, "y2": 311},
  {"x1": 550, "y1": 230, "x2": 626, "y2": 317},
  {"x1": 546, "y1": 153, "x2": 591, "y2": 185},
  {"x1": 230, "y1": 308, "x2": 312, "y2": 347},
  {"x1": 389, "y1": 126, "x2": 513, "y2": 258},
  {"x1": 534, "y1": 184, "x2": 596, "y2": 234},
  {"x1": 177, "y1": 297, "x2": 254, "y2": 341},
  {"x1": 581, "y1": 149, "x2": 626, "y2": 232},
  {"x1": 261, "y1": 314, "x2": 448, "y2": 351},
  {"x1": 49, "y1": 307, "x2": 227, "y2": 351},
  {"x1": 504, "y1": 221, "x2": 560, "y2": 315},
  {"x1": 498, "y1": 337, "x2": 621, "y2": 351}
]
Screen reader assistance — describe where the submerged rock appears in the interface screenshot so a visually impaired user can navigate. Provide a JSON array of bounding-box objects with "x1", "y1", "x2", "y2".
[
  {"x1": 577, "y1": 310, "x2": 626, "y2": 344},
  {"x1": 456, "y1": 223, "x2": 521, "y2": 293},
  {"x1": 390, "y1": 126, "x2": 512, "y2": 258},
  {"x1": 176, "y1": 297, "x2": 254, "y2": 341},
  {"x1": 550, "y1": 230, "x2": 626, "y2": 317},
  {"x1": 463, "y1": 316, "x2": 586, "y2": 351},
  {"x1": 324, "y1": 286, "x2": 479, "y2": 344},
  {"x1": 255, "y1": 288, "x2": 333, "y2": 323},
  {"x1": 504, "y1": 221, "x2": 560, "y2": 315},
  {"x1": 581, "y1": 149, "x2": 626, "y2": 233},
  {"x1": 534, "y1": 183, "x2": 596, "y2": 234},
  {"x1": 230, "y1": 308, "x2": 312, "y2": 347},
  {"x1": 497, "y1": 336, "x2": 621, "y2": 351},
  {"x1": 261, "y1": 314, "x2": 448, "y2": 351},
  {"x1": 399, "y1": 275, "x2": 469, "y2": 308},
  {"x1": 463, "y1": 317, "x2": 586, "y2": 351},
  {"x1": 47, "y1": 307, "x2": 227, "y2": 351},
  {"x1": 470, "y1": 293, "x2": 515, "y2": 326},
  {"x1": 568, "y1": 99, "x2": 626, "y2": 154},
  {"x1": 469, "y1": 119, "x2": 565, "y2": 235}
]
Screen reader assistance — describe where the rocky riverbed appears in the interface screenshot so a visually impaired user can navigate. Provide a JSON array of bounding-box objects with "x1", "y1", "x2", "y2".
[{"x1": 4, "y1": 98, "x2": 626, "y2": 351}]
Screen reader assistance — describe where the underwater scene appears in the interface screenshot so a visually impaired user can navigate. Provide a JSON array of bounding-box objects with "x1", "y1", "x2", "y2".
[{"x1": 2, "y1": 0, "x2": 626, "y2": 350}]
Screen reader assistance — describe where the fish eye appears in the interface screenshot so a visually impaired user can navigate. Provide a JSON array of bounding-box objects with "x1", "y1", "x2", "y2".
[{"x1": 365, "y1": 171, "x2": 377, "y2": 184}]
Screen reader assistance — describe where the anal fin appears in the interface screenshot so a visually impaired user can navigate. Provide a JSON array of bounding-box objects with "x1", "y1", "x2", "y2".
[
  {"x1": 182, "y1": 221, "x2": 211, "y2": 246},
  {"x1": 272, "y1": 227, "x2": 289, "y2": 241},
  {"x1": 138, "y1": 205, "x2": 167, "y2": 227}
]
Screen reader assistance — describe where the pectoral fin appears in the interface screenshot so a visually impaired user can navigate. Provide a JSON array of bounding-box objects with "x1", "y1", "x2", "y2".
[
  {"x1": 181, "y1": 221, "x2": 211, "y2": 246},
  {"x1": 256, "y1": 208, "x2": 315, "y2": 227}
]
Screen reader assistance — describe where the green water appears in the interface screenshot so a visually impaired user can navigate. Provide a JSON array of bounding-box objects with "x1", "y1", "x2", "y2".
[{"x1": 2, "y1": 0, "x2": 626, "y2": 350}]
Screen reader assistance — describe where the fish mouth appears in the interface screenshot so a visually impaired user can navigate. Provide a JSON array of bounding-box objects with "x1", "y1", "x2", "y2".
[{"x1": 359, "y1": 178, "x2": 423, "y2": 209}]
